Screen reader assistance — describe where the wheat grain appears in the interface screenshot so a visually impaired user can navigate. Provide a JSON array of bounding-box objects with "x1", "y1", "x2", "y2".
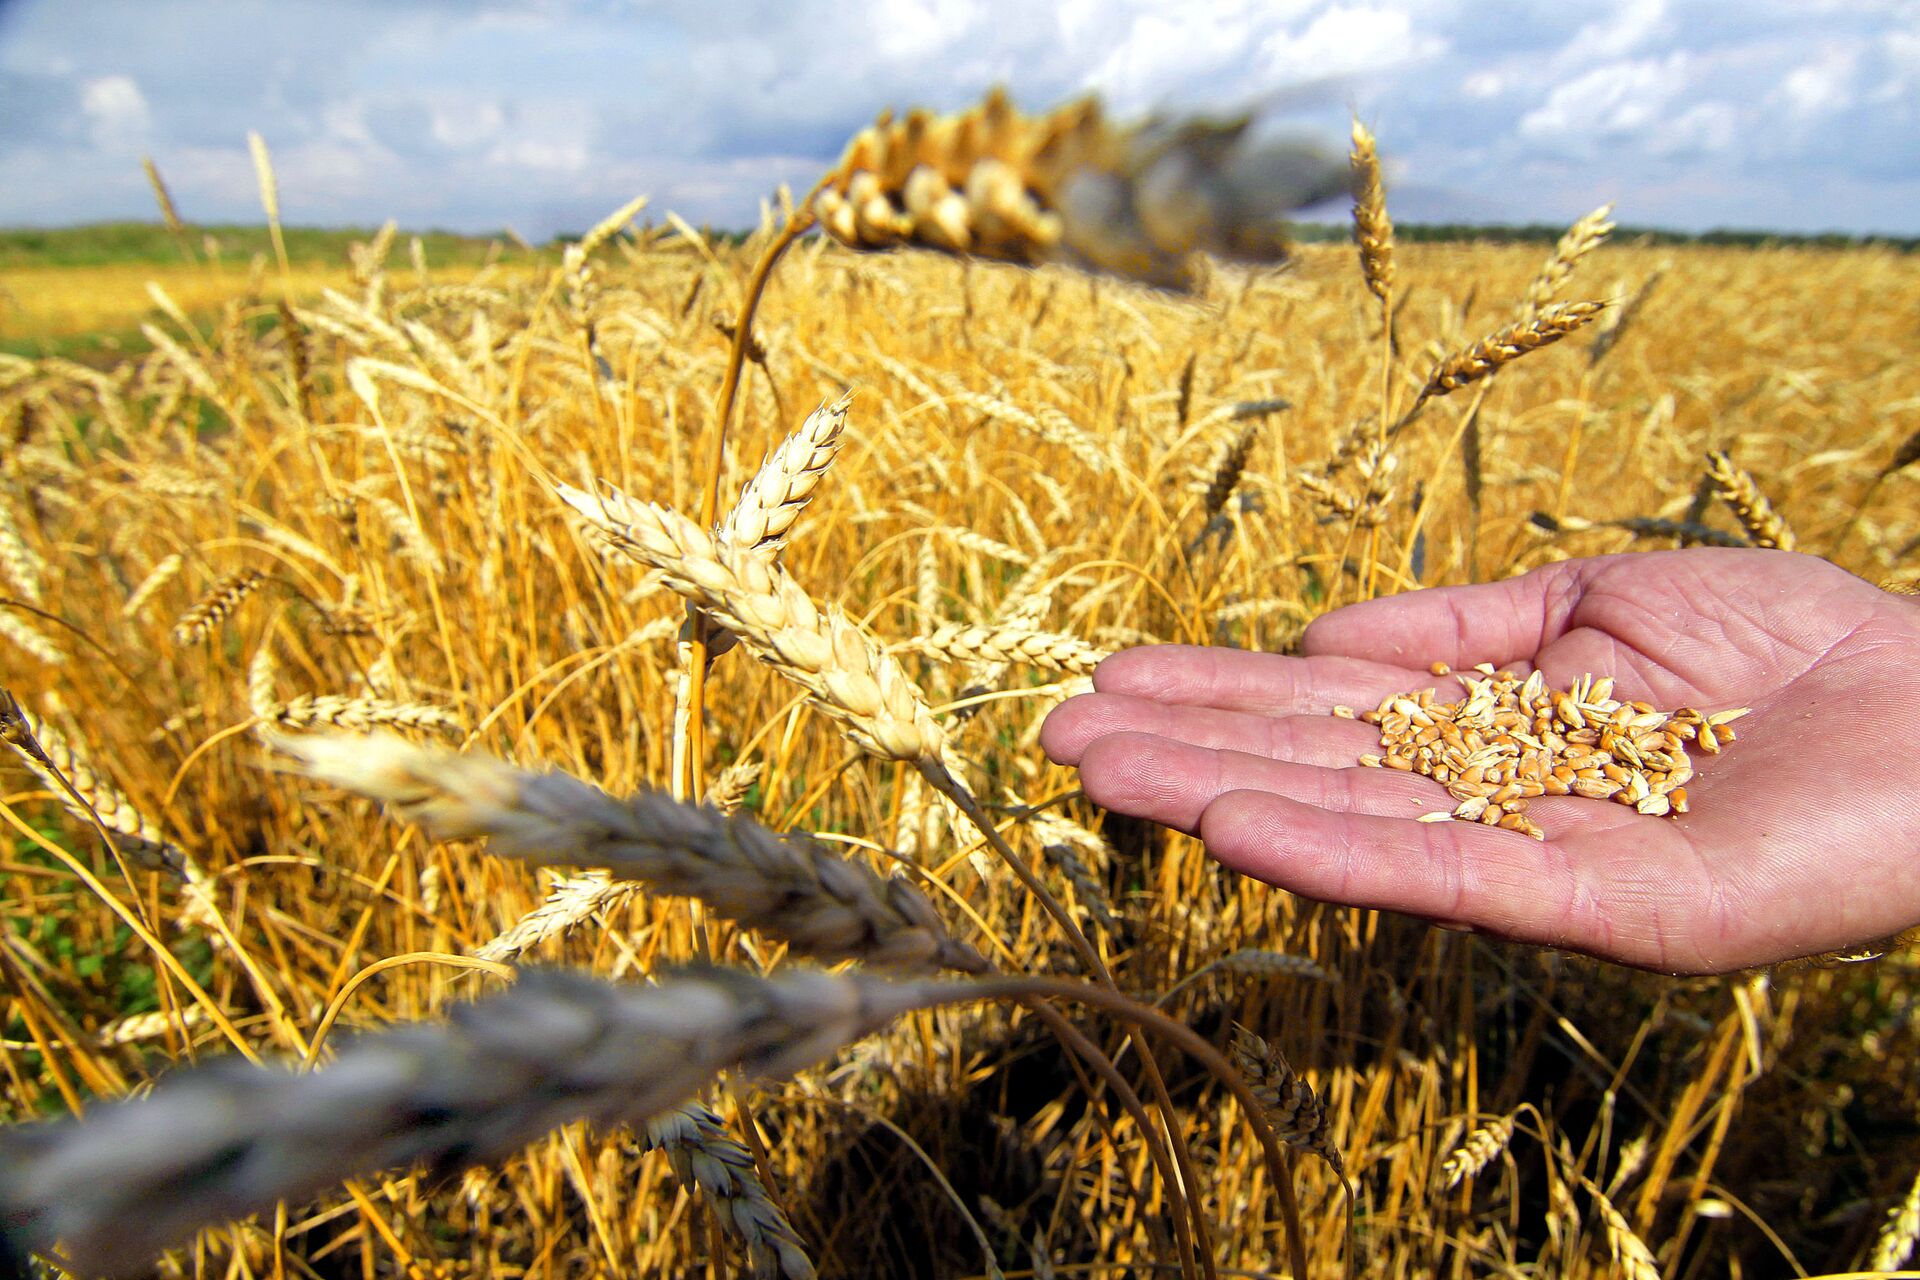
[
  {"x1": 0, "y1": 967, "x2": 941, "y2": 1277},
  {"x1": 280, "y1": 733, "x2": 985, "y2": 972},
  {"x1": 1704, "y1": 450, "x2": 1797, "y2": 550}
]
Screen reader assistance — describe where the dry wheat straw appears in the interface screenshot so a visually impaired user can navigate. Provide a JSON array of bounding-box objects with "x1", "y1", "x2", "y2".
[
  {"x1": 557, "y1": 486, "x2": 946, "y2": 763},
  {"x1": 171, "y1": 569, "x2": 265, "y2": 644},
  {"x1": 1871, "y1": 1169, "x2": 1920, "y2": 1271},
  {"x1": 0, "y1": 967, "x2": 940, "y2": 1277},
  {"x1": 1704, "y1": 451, "x2": 1797, "y2": 550},
  {"x1": 1348, "y1": 120, "x2": 1394, "y2": 304},
  {"x1": 645, "y1": 1102, "x2": 814, "y2": 1280},
  {"x1": 280, "y1": 733, "x2": 985, "y2": 972}
]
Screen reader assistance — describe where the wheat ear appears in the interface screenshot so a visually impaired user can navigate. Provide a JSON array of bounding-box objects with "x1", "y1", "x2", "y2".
[
  {"x1": 908, "y1": 623, "x2": 1108, "y2": 675},
  {"x1": 719, "y1": 396, "x2": 851, "y2": 554},
  {"x1": 645, "y1": 1102, "x2": 815, "y2": 1280},
  {"x1": 2, "y1": 702, "x2": 185, "y2": 877},
  {"x1": 1348, "y1": 119, "x2": 1394, "y2": 305},
  {"x1": 1412, "y1": 302, "x2": 1604, "y2": 408},
  {"x1": 1441, "y1": 1112, "x2": 1516, "y2": 1189},
  {"x1": 1228, "y1": 1025, "x2": 1344, "y2": 1175},
  {"x1": 171, "y1": 569, "x2": 266, "y2": 644},
  {"x1": 267, "y1": 695, "x2": 462, "y2": 736},
  {"x1": 279, "y1": 733, "x2": 985, "y2": 973},
  {"x1": 557, "y1": 485, "x2": 946, "y2": 763},
  {"x1": 1523, "y1": 203, "x2": 1614, "y2": 316},
  {"x1": 1871, "y1": 1169, "x2": 1920, "y2": 1272},
  {"x1": 1704, "y1": 451, "x2": 1797, "y2": 550},
  {"x1": 0, "y1": 501, "x2": 46, "y2": 606},
  {"x1": 0, "y1": 967, "x2": 940, "y2": 1277}
]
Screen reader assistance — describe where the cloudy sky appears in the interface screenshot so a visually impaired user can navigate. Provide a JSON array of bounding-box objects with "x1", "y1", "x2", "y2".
[{"x1": 3, "y1": 0, "x2": 1918, "y2": 238}]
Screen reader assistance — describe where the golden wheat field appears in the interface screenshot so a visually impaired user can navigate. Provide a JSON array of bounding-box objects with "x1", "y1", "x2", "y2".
[{"x1": 2, "y1": 114, "x2": 1919, "y2": 1280}]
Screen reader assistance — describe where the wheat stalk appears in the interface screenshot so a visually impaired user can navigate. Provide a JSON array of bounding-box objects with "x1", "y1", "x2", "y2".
[
  {"x1": 0, "y1": 967, "x2": 941, "y2": 1277},
  {"x1": 557, "y1": 485, "x2": 946, "y2": 763},
  {"x1": 1705, "y1": 451, "x2": 1797, "y2": 550},
  {"x1": 278, "y1": 733, "x2": 986, "y2": 973},
  {"x1": 1348, "y1": 119, "x2": 1394, "y2": 305}
]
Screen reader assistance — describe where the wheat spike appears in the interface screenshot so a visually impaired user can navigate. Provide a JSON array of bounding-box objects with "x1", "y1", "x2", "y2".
[
  {"x1": 1523, "y1": 203, "x2": 1614, "y2": 316},
  {"x1": 3, "y1": 702, "x2": 185, "y2": 877},
  {"x1": 1211, "y1": 949, "x2": 1336, "y2": 985},
  {"x1": 1413, "y1": 302, "x2": 1603, "y2": 406},
  {"x1": 1881, "y1": 426, "x2": 1920, "y2": 479},
  {"x1": 171, "y1": 569, "x2": 266, "y2": 644},
  {"x1": 269, "y1": 695, "x2": 462, "y2": 736},
  {"x1": 814, "y1": 87, "x2": 1345, "y2": 287},
  {"x1": 0, "y1": 610, "x2": 65, "y2": 665},
  {"x1": 1441, "y1": 1113, "x2": 1516, "y2": 1189},
  {"x1": 0, "y1": 967, "x2": 941, "y2": 1277},
  {"x1": 645, "y1": 1102, "x2": 815, "y2": 1280},
  {"x1": 1228, "y1": 1025, "x2": 1344, "y2": 1174},
  {"x1": 1704, "y1": 451, "x2": 1797, "y2": 550},
  {"x1": 246, "y1": 641, "x2": 279, "y2": 721},
  {"x1": 1588, "y1": 1183, "x2": 1661, "y2": 1280},
  {"x1": 280, "y1": 732, "x2": 985, "y2": 973},
  {"x1": 0, "y1": 500, "x2": 46, "y2": 606},
  {"x1": 1871, "y1": 1169, "x2": 1920, "y2": 1272},
  {"x1": 557, "y1": 485, "x2": 946, "y2": 764},
  {"x1": 909, "y1": 623, "x2": 1108, "y2": 676},
  {"x1": 720, "y1": 396, "x2": 852, "y2": 554},
  {"x1": 1348, "y1": 119, "x2": 1394, "y2": 304},
  {"x1": 1199, "y1": 421, "x2": 1261, "y2": 520}
]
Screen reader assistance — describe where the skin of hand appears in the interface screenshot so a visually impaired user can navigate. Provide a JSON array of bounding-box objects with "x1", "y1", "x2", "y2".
[{"x1": 1041, "y1": 548, "x2": 1920, "y2": 974}]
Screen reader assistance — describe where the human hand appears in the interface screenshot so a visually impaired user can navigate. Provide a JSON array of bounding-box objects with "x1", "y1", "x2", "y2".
[{"x1": 1042, "y1": 549, "x2": 1920, "y2": 973}]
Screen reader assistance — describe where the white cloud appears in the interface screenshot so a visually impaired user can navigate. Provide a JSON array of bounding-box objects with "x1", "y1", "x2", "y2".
[
  {"x1": 79, "y1": 73, "x2": 150, "y2": 149},
  {"x1": 1779, "y1": 43, "x2": 1861, "y2": 117},
  {"x1": 1518, "y1": 54, "x2": 1693, "y2": 151}
]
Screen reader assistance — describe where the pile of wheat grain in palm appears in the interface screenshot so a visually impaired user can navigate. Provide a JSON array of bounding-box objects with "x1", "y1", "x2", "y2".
[{"x1": 1, "y1": 91, "x2": 1917, "y2": 1280}]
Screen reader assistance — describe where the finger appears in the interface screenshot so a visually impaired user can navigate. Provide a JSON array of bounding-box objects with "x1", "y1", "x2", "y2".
[
  {"x1": 1074, "y1": 732, "x2": 1454, "y2": 834},
  {"x1": 1197, "y1": 789, "x2": 1711, "y2": 969},
  {"x1": 1300, "y1": 559, "x2": 1598, "y2": 669},
  {"x1": 1092, "y1": 645, "x2": 1432, "y2": 716},
  {"x1": 1041, "y1": 692, "x2": 1380, "y2": 768}
]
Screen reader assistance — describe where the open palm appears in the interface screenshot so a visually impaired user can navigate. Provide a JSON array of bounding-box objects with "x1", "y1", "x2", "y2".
[{"x1": 1042, "y1": 549, "x2": 1920, "y2": 973}]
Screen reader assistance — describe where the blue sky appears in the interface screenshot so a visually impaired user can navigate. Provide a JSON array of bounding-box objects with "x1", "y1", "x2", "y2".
[{"x1": 3, "y1": 0, "x2": 1918, "y2": 237}]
